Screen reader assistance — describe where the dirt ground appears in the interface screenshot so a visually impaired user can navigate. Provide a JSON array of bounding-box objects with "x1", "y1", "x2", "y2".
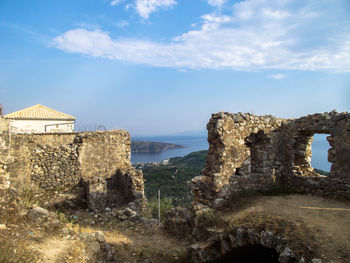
[
  {"x1": 220, "y1": 194, "x2": 350, "y2": 263},
  {"x1": 1, "y1": 193, "x2": 349, "y2": 263}
]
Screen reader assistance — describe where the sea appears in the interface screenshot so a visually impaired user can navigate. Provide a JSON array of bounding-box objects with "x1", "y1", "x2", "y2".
[{"x1": 131, "y1": 134, "x2": 331, "y2": 172}]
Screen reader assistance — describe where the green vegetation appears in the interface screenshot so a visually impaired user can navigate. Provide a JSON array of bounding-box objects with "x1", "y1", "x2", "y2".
[
  {"x1": 131, "y1": 140, "x2": 184, "y2": 153},
  {"x1": 147, "y1": 197, "x2": 174, "y2": 222},
  {"x1": 314, "y1": 168, "x2": 330, "y2": 176},
  {"x1": 143, "y1": 150, "x2": 331, "y2": 207},
  {"x1": 142, "y1": 150, "x2": 207, "y2": 206}
]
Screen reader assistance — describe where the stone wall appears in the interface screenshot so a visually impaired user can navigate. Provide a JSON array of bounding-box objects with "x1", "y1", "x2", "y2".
[
  {"x1": 31, "y1": 144, "x2": 80, "y2": 189},
  {"x1": 6, "y1": 132, "x2": 77, "y2": 188},
  {"x1": 0, "y1": 117, "x2": 145, "y2": 210},
  {"x1": 279, "y1": 111, "x2": 350, "y2": 199},
  {"x1": 78, "y1": 131, "x2": 131, "y2": 179},
  {"x1": 191, "y1": 111, "x2": 350, "y2": 206},
  {"x1": 0, "y1": 117, "x2": 11, "y2": 165},
  {"x1": 190, "y1": 112, "x2": 285, "y2": 205}
]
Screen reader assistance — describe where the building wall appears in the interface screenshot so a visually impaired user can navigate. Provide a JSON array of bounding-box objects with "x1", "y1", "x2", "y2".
[{"x1": 8, "y1": 119, "x2": 75, "y2": 133}]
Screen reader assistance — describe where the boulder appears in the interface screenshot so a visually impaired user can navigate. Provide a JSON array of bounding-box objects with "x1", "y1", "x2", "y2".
[{"x1": 27, "y1": 207, "x2": 50, "y2": 222}]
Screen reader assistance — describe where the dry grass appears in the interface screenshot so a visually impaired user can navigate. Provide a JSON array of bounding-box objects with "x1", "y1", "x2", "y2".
[
  {"x1": 0, "y1": 231, "x2": 37, "y2": 263},
  {"x1": 220, "y1": 194, "x2": 350, "y2": 263}
]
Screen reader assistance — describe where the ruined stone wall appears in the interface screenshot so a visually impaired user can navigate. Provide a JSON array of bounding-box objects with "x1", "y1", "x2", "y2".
[
  {"x1": 190, "y1": 112, "x2": 285, "y2": 205},
  {"x1": 6, "y1": 133, "x2": 78, "y2": 188},
  {"x1": 30, "y1": 144, "x2": 80, "y2": 189},
  {"x1": 191, "y1": 111, "x2": 350, "y2": 206},
  {"x1": 78, "y1": 131, "x2": 131, "y2": 179},
  {"x1": 18, "y1": 133, "x2": 77, "y2": 148},
  {"x1": 0, "y1": 119, "x2": 145, "y2": 209},
  {"x1": 279, "y1": 111, "x2": 350, "y2": 199},
  {"x1": 4, "y1": 130, "x2": 131, "y2": 189},
  {"x1": 0, "y1": 117, "x2": 11, "y2": 165}
]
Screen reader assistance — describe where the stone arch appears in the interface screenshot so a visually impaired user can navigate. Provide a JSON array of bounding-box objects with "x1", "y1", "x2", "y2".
[{"x1": 190, "y1": 228, "x2": 300, "y2": 263}]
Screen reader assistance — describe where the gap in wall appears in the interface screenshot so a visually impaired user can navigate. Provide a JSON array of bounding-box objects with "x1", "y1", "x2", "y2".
[{"x1": 311, "y1": 134, "x2": 331, "y2": 173}]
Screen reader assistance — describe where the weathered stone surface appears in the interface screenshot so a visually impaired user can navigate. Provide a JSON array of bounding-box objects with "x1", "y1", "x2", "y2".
[
  {"x1": 191, "y1": 111, "x2": 350, "y2": 206},
  {"x1": 0, "y1": 117, "x2": 146, "y2": 211},
  {"x1": 83, "y1": 167, "x2": 145, "y2": 211},
  {"x1": 139, "y1": 217, "x2": 158, "y2": 226},
  {"x1": 83, "y1": 177, "x2": 108, "y2": 211},
  {"x1": 164, "y1": 207, "x2": 193, "y2": 237},
  {"x1": 27, "y1": 207, "x2": 50, "y2": 221},
  {"x1": 279, "y1": 247, "x2": 294, "y2": 263},
  {"x1": 95, "y1": 231, "x2": 105, "y2": 243}
]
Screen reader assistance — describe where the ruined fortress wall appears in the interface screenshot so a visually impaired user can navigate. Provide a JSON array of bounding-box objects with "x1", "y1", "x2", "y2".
[
  {"x1": 30, "y1": 143, "x2": 81, "y2": 189},
  {"x1": 6, "y1": 130, "x2": 133, "y2": 190},
  {"x1": 0, "y1": 117, "x2": 145, "y2": 209},
  {"x1": 78, "y1": 130, "x2": 131, "y2": 179},
  {"x1": 191, "y1": 112, "x2": 285, "y2": 204},
  {"x1": 279, "y1": 112, "x2": 350, "y2": 199},
  {"x1": 18, "y1": 133, "x2": 77, "y2": 148},
  {"x1": 5, "y1": 133, "x2": 78, "y2": 189},
  {"x1": 0, "y1": 117, "x2": 11, "y2": 164},
  {"x1": 191, "y1": 111, "x2": 350, "y2": 206}
]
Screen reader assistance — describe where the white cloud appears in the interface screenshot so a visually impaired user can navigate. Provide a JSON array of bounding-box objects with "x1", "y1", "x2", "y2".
[
  {"x1": 268, "y1": 74, "x2": 285, "y2": 80},
  {"x1": 115, "y1": 20, "x2": 130, "y2": 27},
  {"x1": 208, "y1": 0, "x2": 227, "y2": 7},
  {"x1": 111, "y1": 0, "x2": 176, "y2": 18},
  {"x1": 52, "y1": 0, "x2": 350, "y2": 72},
  {"x1": 110, "y1": 0, "x2": 123, "y2": 6},
  {"x1": 134, "y1": 0, "x2": 176, "y2": 19}
]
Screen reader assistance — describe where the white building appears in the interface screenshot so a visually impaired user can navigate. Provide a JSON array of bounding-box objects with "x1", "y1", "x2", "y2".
[{"x1": 3, "y1": 104, "x2": 76, "y2": 133}]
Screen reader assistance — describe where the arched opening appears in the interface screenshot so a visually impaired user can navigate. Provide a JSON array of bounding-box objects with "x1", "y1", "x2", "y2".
[
  {"x1": 209, "y1": 244, "x2": 279, "y2": 263},
  {"x1": 293, "y1": 131, "x2": 333, "y2": 176},
  {"x1": 311, "y1": 134, "x2": 331, "y2": 173}
]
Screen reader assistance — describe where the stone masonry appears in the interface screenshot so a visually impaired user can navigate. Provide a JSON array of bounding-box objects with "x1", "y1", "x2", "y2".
[
  {"x1": 0, "y1": 117, "x2": 145, "y2": 210},
  {"x1": 190, "y1": 111, "x2": 350, "y2": 206}
]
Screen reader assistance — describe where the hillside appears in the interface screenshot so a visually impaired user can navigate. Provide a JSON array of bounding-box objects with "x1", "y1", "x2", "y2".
[
  {"x1": 131, "y1": 140, "x2": 185, "y2": 153},
  {"x1": 142, "y1": 150, "x2": 208, "y2": 205},
  {"x1": 141, "y1": 150, "x2": 331, "y2": 205}
]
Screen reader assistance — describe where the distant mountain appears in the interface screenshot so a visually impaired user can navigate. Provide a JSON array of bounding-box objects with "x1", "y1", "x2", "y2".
[{"x1": 131, "y1": 140, "x2": 185, "y2": 153}]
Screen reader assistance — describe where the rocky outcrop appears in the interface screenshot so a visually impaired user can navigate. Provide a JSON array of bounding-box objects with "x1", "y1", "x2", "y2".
[{"x1": 131, "y1": 140, "x2": 184, "y2": 153}]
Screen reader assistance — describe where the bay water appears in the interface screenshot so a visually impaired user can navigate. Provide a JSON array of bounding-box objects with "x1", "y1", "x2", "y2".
[{"x1": 131, "y1": 134, "x2": 331, "y2": 172}]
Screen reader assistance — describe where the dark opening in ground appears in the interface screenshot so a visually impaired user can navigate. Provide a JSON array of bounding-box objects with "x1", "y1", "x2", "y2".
[
  {"x1": 209, "y1": 244, "x2": 279, "y2": 263},
  {"x1": 311, "y1": 134, "x2": 331, "y2": 173}
]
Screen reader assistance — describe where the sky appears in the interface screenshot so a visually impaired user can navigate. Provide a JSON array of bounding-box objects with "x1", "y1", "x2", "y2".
[{"x1": 0, "y1": 0, "x2": 349, "y2": 136}]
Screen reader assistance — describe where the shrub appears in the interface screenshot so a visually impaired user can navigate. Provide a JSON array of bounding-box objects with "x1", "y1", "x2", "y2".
[{"x1": 148, "y1": 196, "x2": 174, "y2": 222}]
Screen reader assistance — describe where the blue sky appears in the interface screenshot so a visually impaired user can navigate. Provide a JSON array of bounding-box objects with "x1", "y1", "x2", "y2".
[{"x1": 0, "y1": 0, "x2": 349, "y2": 136}]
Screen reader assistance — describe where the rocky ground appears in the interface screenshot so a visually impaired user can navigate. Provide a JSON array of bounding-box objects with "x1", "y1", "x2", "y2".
[
  {"x1": 1, "y1": 180, "x2": 349, "y2": 263},
  {"x1": 0, "y1": 185, "x2": 190, "y2": 263},
  {"x1": 189, "y1": 194, "x2": 350, "y2": 263}
]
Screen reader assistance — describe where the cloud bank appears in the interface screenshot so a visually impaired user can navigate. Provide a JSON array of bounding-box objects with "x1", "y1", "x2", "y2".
[{"x1": 53, "y1": 0, "x2": 350, "y2": 72}]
